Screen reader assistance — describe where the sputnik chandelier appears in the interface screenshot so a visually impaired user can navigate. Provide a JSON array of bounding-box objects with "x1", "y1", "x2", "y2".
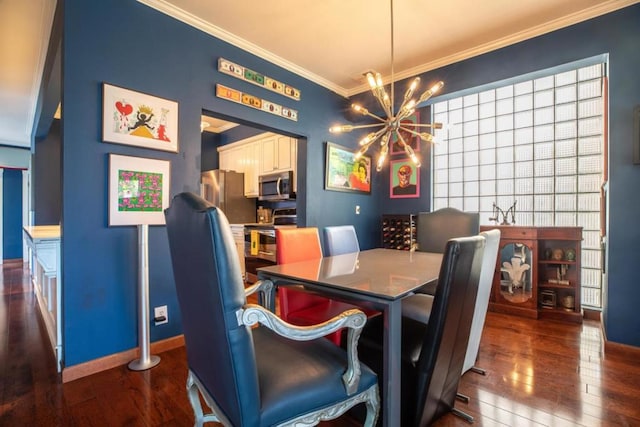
[{"x1": 329, "y1": 0, "x2": 445, "y2": 172}]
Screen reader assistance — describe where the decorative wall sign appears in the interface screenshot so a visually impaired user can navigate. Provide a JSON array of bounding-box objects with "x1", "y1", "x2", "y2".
[
  {"x1": 216, "y1": 84, "x2": 298, "y2": 121},
  {"x1": 108, "y1": 154, "x2": 170, "y2": 226},
  {"x1": 102, "y1": 83, "x2": 178, "y2": 152},
  {"x1": 218, "y1": 58, "x2": 301, "y2": 101}
]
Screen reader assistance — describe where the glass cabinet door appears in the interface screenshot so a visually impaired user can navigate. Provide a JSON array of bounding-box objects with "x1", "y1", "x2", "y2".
[{"x1": 499, "y1": 242, "x2": 533, "y2": 304}]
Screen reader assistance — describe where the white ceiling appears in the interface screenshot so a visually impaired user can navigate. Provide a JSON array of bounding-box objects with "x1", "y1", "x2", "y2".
[{"x1": 2, "y1": 0, "x2": 637, "y2": 146}]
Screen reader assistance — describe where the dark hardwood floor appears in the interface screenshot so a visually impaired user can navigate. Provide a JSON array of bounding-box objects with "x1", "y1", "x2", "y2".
[{"x1": 2, "y1": 260, "x2": 639, "y2": 426}]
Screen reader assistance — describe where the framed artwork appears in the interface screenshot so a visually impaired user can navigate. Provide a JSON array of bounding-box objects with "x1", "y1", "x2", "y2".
[
  {"x1": 325, "y1": 142, "x2": 371, "y2": 194},
  {"x1": 391, "y1": 111, "x2": 419, "y2": 154},
  {"x1": 390, "y1": 158, "x2": 420, "y2": 198},
  {"x1": 103, "y1": 83, "x2": 179, "y2": 152},
  {"x1": 108, "y1": 154, "x2": 170, "y2": 226}
]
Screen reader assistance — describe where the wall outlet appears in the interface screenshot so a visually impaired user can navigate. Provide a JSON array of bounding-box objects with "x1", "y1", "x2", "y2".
[{"x1": 154, "y1": 305, "x2": 168, "y2": 325}]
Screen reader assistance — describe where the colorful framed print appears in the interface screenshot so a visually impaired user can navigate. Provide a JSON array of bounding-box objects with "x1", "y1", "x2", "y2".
[
  {"x1": 108, "y1": 154, "x2": 170, "y2": 226},
  {"x1": 325, "y1": 142, "x2": 371, "y2": 194},
  {"x1": 103, "y1": 83, "x2": 178, "y2": 152},
  {"x1": 391, "y1": 111, "x2": 419, "y2": 154},
  {"x1": 390, "y1": 158, "x2": 420, "y2": 198}
]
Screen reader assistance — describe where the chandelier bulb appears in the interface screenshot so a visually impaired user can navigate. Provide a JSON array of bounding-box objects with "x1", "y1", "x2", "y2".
[
  {"x1": 330, "y1": 125, "x2": 353, "y2": 133},
  {"x1": 417, "y1": 80, "x2": 445, "y2": 104},
  {"x1": 429, "y1": 80, "x2": 445, "y2": 94},
  {"x1": 376, "y1": 154, "x2": 386, "y2": 172},
  {"x1": 366, "y1": 72, "x2": 377, "y2": 89},
  {"x1": 359, "y1": 132, "x2": 376, "y2": 146},
  {"x1": 375, "y1": 73, "x2": 384, "y2": 88},
  {"x1": 418, "y1": 132, "x2": 434, "y2": 142},
  {"x1": 404, "y1": 77, "x2": 421, "y2": 101}
]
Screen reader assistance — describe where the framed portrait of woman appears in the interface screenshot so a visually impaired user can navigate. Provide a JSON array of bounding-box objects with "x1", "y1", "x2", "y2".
[{"x1": 325, "y1": 142, "x2": 372, "y2": 194}]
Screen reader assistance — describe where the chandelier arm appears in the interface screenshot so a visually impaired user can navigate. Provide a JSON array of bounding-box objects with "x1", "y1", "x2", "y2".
[
  {"x1": 346, "y1": 123, "x2": 387, "y2": 130},
  {"x1": 398, "y1": 127, "x2": 422, "y2": 138},
  {"x1": 397, "y1": 131, "x2": 421, "y2": 167},
  {"x1": 412, "y1": 123, "x2": 443, "y2": 128},
  {"x1": 400, "y1": 127, "x2": 434, "y2": 142},
  {"x1": 372, "y1": 87, "x2": 393, "y2": 118},
  {"x1": 358, "y1": 109, "x2": 388, "y2": 123},
  {"x1": 395, "y1": 107, "x2": 416, "y2": 123},
  {"x1": 360, "y1": 126, "x2": 390, "y2": 147}
]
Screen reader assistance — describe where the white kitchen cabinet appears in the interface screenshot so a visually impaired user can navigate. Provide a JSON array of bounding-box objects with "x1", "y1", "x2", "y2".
[
  {"x1": 261, "y1": 135, "x2": 296, "y2": 175},
  {"x1": 219, "y1": 146, "x2": 243, "y2": 173},
  {"x1": 218, "y1": 132, "x2": 297, "y2": 196},
  {"x1": 242, "y1": 142, "x2": 261, "y2": 197}
]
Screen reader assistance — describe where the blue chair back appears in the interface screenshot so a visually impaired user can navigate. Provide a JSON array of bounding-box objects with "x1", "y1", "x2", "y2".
[
  {"x1": 324, "y1": 225, "x2": 360, "y2": 256},
  {"x1": 164, "y1": 192, "x2": 260, "y2": 426}
]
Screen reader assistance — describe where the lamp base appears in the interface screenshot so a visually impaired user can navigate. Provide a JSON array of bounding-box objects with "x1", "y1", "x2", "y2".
[{"x1": 128, "y1": 355, "x2": 160, "y2": 371}]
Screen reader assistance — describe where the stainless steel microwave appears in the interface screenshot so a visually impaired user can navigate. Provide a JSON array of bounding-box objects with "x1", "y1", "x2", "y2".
[{"x1": 258, "y1": 171, "x2": 295, "y2": 201}]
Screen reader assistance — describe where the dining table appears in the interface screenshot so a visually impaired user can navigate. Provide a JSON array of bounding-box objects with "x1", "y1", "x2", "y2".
[{"x1": 256, "y1": 248, "x2": 443, "y2": 427}]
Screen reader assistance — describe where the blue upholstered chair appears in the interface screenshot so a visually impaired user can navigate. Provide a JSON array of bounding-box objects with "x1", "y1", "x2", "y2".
[
  {"x1": 358, "y1": 235, "x2": 485, "y2": 426},
  {"x1": 164, "y1": 193, "x2": 379, "y2": 426},
  {"x1": 323, "y1": 225, "x2": 360, "y2": 256}
]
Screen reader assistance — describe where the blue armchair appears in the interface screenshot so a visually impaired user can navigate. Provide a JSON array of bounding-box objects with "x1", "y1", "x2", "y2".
[{"x1": 164, "y1": 192, "x2": 379, "y2": 426}]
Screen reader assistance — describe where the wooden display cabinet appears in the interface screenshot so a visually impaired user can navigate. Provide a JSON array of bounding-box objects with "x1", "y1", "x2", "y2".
[
  {"x1": 480, "y1": 225, "x2": 583, "y2": 323},
  {"x1": 536, "y1": 227, "x2": 583, "y2": 323}
]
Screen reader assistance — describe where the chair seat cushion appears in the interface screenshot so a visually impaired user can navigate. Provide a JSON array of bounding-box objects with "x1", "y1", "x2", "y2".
[{"x1": 253, "y1": 327, "x2": 378, "y2": 426}]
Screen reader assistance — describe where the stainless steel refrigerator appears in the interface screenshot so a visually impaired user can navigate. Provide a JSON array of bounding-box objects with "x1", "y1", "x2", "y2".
[{"x1": 201, "y1": 170, "x2": 256, "y2": 223}]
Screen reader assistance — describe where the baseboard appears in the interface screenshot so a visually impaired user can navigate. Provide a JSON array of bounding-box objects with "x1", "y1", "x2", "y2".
[
  {"x1": 583, "y1": 308, "x2": 601, "y2": 321},
  {"x1": 600, "y1": 323, "x2": 640, "y2": 362},
  {"x1": 61, "y1": 335, "x2": 185, "y2": 383}
]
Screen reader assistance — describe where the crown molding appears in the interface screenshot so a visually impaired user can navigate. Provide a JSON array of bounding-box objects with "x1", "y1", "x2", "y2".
[
  {"x1": 138, "y1": 0, "x2": 638, "y2": 99},
  {"x1": 137, "y1": 0, "x2": 349, "y2": 97}
]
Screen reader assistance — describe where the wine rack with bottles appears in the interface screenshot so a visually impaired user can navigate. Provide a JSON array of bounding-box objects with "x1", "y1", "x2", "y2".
[{"x1": 381, "y1": 214, "x2": 416, "y2": 251}]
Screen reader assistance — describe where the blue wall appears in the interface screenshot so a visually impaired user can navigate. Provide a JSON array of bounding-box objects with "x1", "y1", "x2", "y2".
[
  {"x1": 59, "y1": 0, "x2": 640, "y2": 368},
  {"x1": 61, "y1": 0, "x2": 380, "y2": 366},
  {"x1": 2, "y1": 168, "x2": 23, "y2": 259}
]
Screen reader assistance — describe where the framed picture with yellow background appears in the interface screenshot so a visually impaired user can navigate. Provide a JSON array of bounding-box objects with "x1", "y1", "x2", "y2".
[{"x1": 390, "y1": 159, "x2": 419, "y2": 198}]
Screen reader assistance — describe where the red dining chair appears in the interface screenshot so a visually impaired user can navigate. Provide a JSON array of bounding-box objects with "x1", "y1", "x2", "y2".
[{"x1": 277, "y1": 227, "x2": 373, "y2": 345}]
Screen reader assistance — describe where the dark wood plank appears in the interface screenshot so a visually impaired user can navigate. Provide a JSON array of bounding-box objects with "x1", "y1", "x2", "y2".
[{"x1": 2, "y1": 261, "x2": 640, "y2": 426}]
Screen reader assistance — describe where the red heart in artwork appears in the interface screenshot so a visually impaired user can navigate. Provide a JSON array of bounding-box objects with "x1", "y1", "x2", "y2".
[{"x1": 115, "y1": 101, "x2": 133, "y2": 116}]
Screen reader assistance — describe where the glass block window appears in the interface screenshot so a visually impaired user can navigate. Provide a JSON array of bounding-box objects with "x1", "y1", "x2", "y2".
[{"x1": 432, "y1": 63, "x2": 605, "y2": 308}]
